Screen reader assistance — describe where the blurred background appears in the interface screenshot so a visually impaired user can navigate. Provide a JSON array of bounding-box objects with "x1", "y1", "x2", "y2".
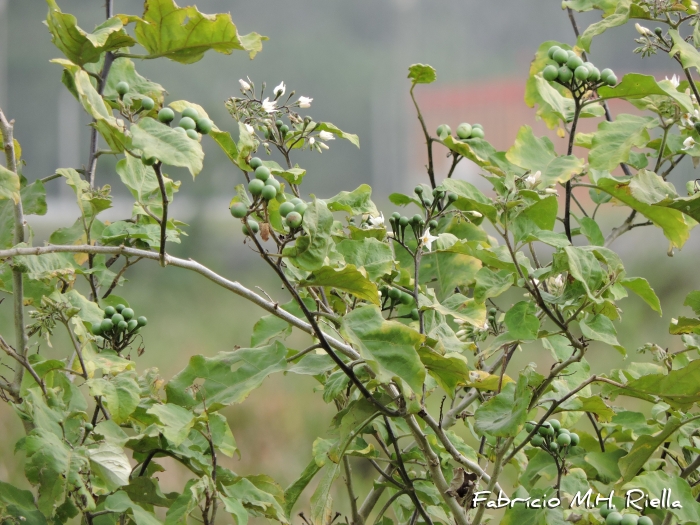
[{"x1": 1, "y1": 0, "x2": 700, "y2": 521}]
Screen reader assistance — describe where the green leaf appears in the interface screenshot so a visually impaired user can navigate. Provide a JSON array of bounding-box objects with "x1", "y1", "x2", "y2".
[
  {"x1": 21, "y1": 180, "x2": 48, "y2": 216},
  {"x1": 619, "y1": 416, "x2": 684, "y2": 484},
  {"x1": 87, "y1": 442, "x2": 131, "y2": 493},
  {"x1": 670, "y1": 29, "x2": 700, "y2": 74},
  {"x1": 282, "y1": 198, "x2": 334, "y2": 271},
  {"x1": 504, "y1": 301, "x2": 540, "y2": 341},
  {"x1": 0, "y1": 164, "x2": 20, "y2": 202},
  {"x1": 147, "y1": 403, "x2": 195, "y2": 446},
  {"x1": 301, "y1": 265, "x2": 380, "y2": 306},
  {"x1": 684, "y1": 290, "x2": 700, "y2": 316},
  {"x1": 407, "y1": 63, "x2": 436, "y2": 84},
  {"x1": 336, "y1": 238, "x2": 394, "y2": 281},
  {"x1": 577, "y1": 216, "x2": 604, "y2": 246},
  {"x1": 441, "y1": 178, "x2": 498, "y2": 221},
  {"x1": 164, "y1": 479, "x2": 206, "y2": 525},
  {"x1": 587, "y1": 114, "x2": 656, "y2": 171},
  {"x1": 506, "y1": 126, "x2": 584, "y2": 186},
  {"x1": 134, "y1": 0, "x2": 267, "y2": 62},
  {"x1": 46, "y1": 0, "x2": 136, "y2": 65},
  {"x1": 312, "y1": 122, "x2": 360, "y2": 148},
  {"x1": 388, "y1": 192, "x2": 421, "y2": 208},
  {"x1": 283, "y1": 459, "x2": 321, "y2": 519},
  {"x1": 474, "y1": 375, "x2": 530, "y2": 437},
  {"x1": 116, "y1": 155, "x2": 180, "y2": 217},
  {"x1": 624, "y1": 359, "x2": 700, "y2": 409},
  {"x1": 166, "y1": 342, "x2": 287, "y2": 411},
  {"x1": 597, "y1": 177, "x2": 691, "y2": 248},
  {"x1": 584, "y1": 449, "x2": 626, "y2": 483},
  {"x1": 622, "y1": 471, "x2": 700, "y2": 524},
  {"x1": 325, "y1": 184, "x2": 378, "y2": 215},
  {"x1": 511, "y1": 196, "x2": 559, "y2": 242},
  {"x1": 104, "y1": 57, "x2": 166, "y2": 107},
  {"x1": 473, "y1": 267, "x2": 513, "y2": 303},
  {"x1": 442, "y1": 136, "x2": 515, "y2": 179},
  {"x1": 418, "y1": 348, "x2": 470, "y2": 397},
  {"x1": 221, "y1": 477, "x2": 287, "y2": 523},
  {"x1": 577, "y1": 0, "x2": 648, "y2": 52},
  {"x1": 629, "y1": 169, "x2": 678, "y2": 205},
  {"x1": 131, "y1": 117, "x2": 204, "y2": 177},
  {"x1": 598, "y1": 73, "x2": 693, "y2": 112},
  {"x1": 420, "y1": 241, "x2": 482, "y2": 299},
  {"x1": 564, "y1": 246, "x2": 604, "y2": 298},
  {"x1": 0, "y1": 480, "x2": 47, "y2": 524},
  {"x1": 580, "y1": 314, "x2": 624, "y2": 354},
  {"x1": 104, "y1": 491, "x2": 163, "y2": 525},
  {"x1": 621, "y1": 277, "x2": 662, "y2": 315},
  {"x1": 208, "y1": 412, "x2": 238, "y2": 458},
  {"x1": 88, "y1": 373, "x2": 140, "y2": 424},
  {"x1": 341, "y1": 305, "x2": 426, "y2": 393}
]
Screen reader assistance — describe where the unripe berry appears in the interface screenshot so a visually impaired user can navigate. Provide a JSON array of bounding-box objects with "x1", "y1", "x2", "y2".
[{"x1": 116, "y1": 81, "x2": 129, "y2": 96}]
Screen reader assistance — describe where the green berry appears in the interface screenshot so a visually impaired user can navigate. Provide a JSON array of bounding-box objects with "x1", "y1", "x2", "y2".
[
  {"x1": 470, "y1": 127, "x2": 485, "y2": 139},
  {"x1": 410, "y1": 308, "x2": 419, "y2": 321},
  {"x1": 186, "y1": 129, "x2": 199, "y2": 140},
  {"x1": 547, "y1": 46, "x2": 562, "y2": 59},
  {"x1": 638, "y1": 517, "x2": 652, "y2": 525},
  {"x1": 549, "y1": 441, "x2": 559, "y2": 451},
  {"x1": 121, "y1": 308, "x2": 134, "y2": 320},
  {"x1": 242, "y1": 219, "x2": 259, "y2": 236},
  {"x1": 127, "y1": 319, "x2": 138, "y2": 331},
  {"x1": 447, "y1": 192, "x2": 458, "y2": 203},
  {"x1": 488, "y1": 308, "x2": 497, "y2": 315},
  {"x1": 230, "y1": 202, "x2": 248, "y2": 218},
  {"x1": 556, "y1": 433, "x2": 571, "y2": 447},
  {"x1": 566, "y1": 50, "x2": 576, "y2": 59},
  {"x1": 575, "y1": 66, "x2": 590, "y2": 81},
  {"x1": 117, "y1": 320, "x2": 128, "y2": 331},
  {"x1": 655, "y1": 27, "x2": 663, "y2": 36},
  {"x1": 410, "y1": 214, "x2": 422, "y2": 224},
  {"x1": 173, "y1": 127, "x2": 187, "y2": 135},
  {"x1": 104, "y1": 306, "x2": 116, "y2": 317},
  {"x1": 91, "y1": 323, "x2": 103, "y2": 336},
  {"x1": 115, "y1": 304, "x2": 125, "y2": 313},
  {"x1": 567, "y1": 55, "x2": 584, "y2": 70},
  {"x1": 84, "y1": 422, "x2": 93, "y2": 431},
  {"x1": 569, "y1": 433, "x2": 580, "y2": 446},
  {"x1": 600, "y1": 506, "x2": 613, "y2": 518},
  {"x1": 158, "y1": 108, "x2": 175, "y2": 123},
  {"x1": 606, "y1": 512, "x2": 623, "y2": 525},
  {"x1": 141, "y1": 97, "x2": 155, "y2": 111},
  {"x1": 196, "y1": 118, "x2": 213, "y2": 135},
  {"x1": 250, "y1": 157, "x2": 263, "y2": 169},
  {"x1": 456, "y1": 123, "x2": 473, "y2": 139},
  {"x1": 388, "y1": 288, "x2": 401, "y2": 301},
  {"x1": 399, "y1": 216, "x2": 409, "y2": 227},
  {"x1": 472, "y1": 123, "x2": 483, "y2": 130},
  {"x1": 620, "y1": 515, "x2": 639, "y2": 525},
  {"x1": 101, "y1": 318, "x2": 114, "y2": 332},
  {"x1": 286, "y1": 211, "x2": 303, "y2": 228},
  {"x1": 531, "y1": 435, "x2": 544, "y2": 447},
  {"x1": 116, "y1": 81, "x2": 129, "y2": 96},
  {"x1": 279, "y1": 202, "x2": 296, "y2": 217},
  {"x1": 178, "y1": 117, "x2": 196, "y2": 130},
  {"x1": 280, "y1": 124, "x2": 289, "y2": 135},
  {"x1": 549, "y1": 419, "x2": 561, "y2": 431},
  {"x1": 436, "y1": 124, "x2": 451, "y2": 137},
  {"x1": 552, "y1": 48, "x2": 569, "y2": 64},
  {"x1": 538, "y1": 424, "x2": 550, "y2": 436},
  {"x1": 290, "y1": 198, "x2": 303, "y2": 206},
  {"x1": 415, "y1": 186, "x2": 424, "y2": 194},
  {"x1": 266, "y1": 177, "x2": 281, "y2": 192},
  {"x1": 294, "y1": 202, "x2": 308, "y2": 216},
  {"x1": 181, "y1": 107, "x2": 199, "y2": 120},
  {"x1": 588, "y1": 67, "x2": 601, "y2": 82},
  {"x1": 111, "y1": 313, "x2": 124, "y2": 325},
  {"x1": 248, "y1": 179, "x2": 265, "y2": 196},
  {"x1": 428, "y1": 219, "x2": 438, "y2": 229},
  {"x1": 261, "y1": 185, "x2": 277, "y2": 200},
  {"x1": 543, "y1": 65, "x2": 559, "y2": 81},
  {"x1": 137, "y1": 316, "x2": 148, "y2": 327},
  {"x1": 525, "y1": 422, "x2": 535, "y2": 433},
  {"x1": 558, "y1": 66, "x2": 573, "y2": 83},
  {"x1": 400, "y1": 292, "x2": 414, "y2": 305},
  {"x1": 558, "y1": 427, "x2": 570, "y2": 435},
  {"x1": 275, "y1": 119, "x2": 284, "y2": 128},
  {"x1": 391, "y1": 212, "x2": 401, "y2": 220},
  {"x1": 255, "y1": 166, "x2": 271, "y2": 182}
]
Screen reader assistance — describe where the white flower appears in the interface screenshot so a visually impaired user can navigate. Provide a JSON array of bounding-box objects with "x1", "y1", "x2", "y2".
[
  {"x1": 273, "y1": 81, "x2": 286, "y2": 97},
  {"x1": 319, "y1": 131, "x2": 336, "y2": 141},
  {"x1": 468, "y1": 211, "x2": 482, "y2": 218},
  {"x1": 419, "y1": 229, "x2": 439, "y2": 251},
  {"x1": 261, "y1": 97, "x2": 277, "y2": 113},
  {"x1": 680, "y1": 109, "x2": 699, "y2": 128},
  {"x1": 666, "y1": 74, "x2": 680, "y2": 88},
  {"x1": 544, "y1": 188, "x2": 559, "y2": 195},
  {"x1": 239, "y1": 79, "x2": 251, "y2": 91},
  {"x1": 297, "y1": 96, "x2": 313, "y2": 108},
  {"x1": 309, "y1": 137, "x2": 315, "y2": 145},
  {"x1": 635, "y1": 23, "x2": 654, "y2": 37},
  {"x1": 553, "y1": 274, "x2": 565, "y2": 288},
  {"x1": 524, "y1": 170, "x2": 541, "y2": 189},
  {"x1": 683, "y1": 136, "x2": 696, "y2": 151},
  {"x1": 319, "y1": 142, "x2": 329, "y2": 150},
  {"x1": 244, "y1": 123, "x2": 254, "y2": 134},
  {"x1": 368, "y1": 212, "x2": 385, "y2": 228}
]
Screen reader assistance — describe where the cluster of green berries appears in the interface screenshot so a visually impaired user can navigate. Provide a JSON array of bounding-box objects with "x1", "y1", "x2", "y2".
[
  {"x1": 389, "y1": 186, "x2": 457, "y2": 242},
  {"x1": 278, "y1": 198, "x2": 307, "y2": 229},
  {"x1": 262, "y1": 119, "x2": 291, "y2": 140},
  {"x1": 527, "y1": 419, "x2": 579, "y2": 455},
  {"x1": 115, "y1": 81, "x2": 155, "y2": 112},
  {"x1": 91, "y1": 304, "x2": 147, "y2": 351},
  {"x1": 437, "y1": 123, "x2": 485, "y2": 140},
  {"x1": 379, "y1": 285, "x2": 419, "y2": 320},
  {"x1": 157, "y1": 106, "x2": 213, "y2": 141},
  {"x1": 600, "y1": 506, "x2": 652, "y2": 525},
  {"x1": 542, "y1": 46, "x2": 617, "y2": 87},
  {"x1": 455, "y1": 307, "x2": 498, "y2": 341}
]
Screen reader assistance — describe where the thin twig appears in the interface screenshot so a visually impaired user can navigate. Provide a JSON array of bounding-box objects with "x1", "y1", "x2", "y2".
[{"x1": 153, "y1": 163, "x2": 169, "y2": 266}]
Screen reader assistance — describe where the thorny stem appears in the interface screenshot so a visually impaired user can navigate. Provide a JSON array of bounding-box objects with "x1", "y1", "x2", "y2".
[{"x1": 0, "y1": 109, "x2": 27, "y2": 399}]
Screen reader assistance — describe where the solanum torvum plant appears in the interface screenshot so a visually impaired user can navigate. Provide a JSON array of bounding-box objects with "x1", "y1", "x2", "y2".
[{"x1": 4, "y1": 0, "x2": 700, "y2": 524}]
